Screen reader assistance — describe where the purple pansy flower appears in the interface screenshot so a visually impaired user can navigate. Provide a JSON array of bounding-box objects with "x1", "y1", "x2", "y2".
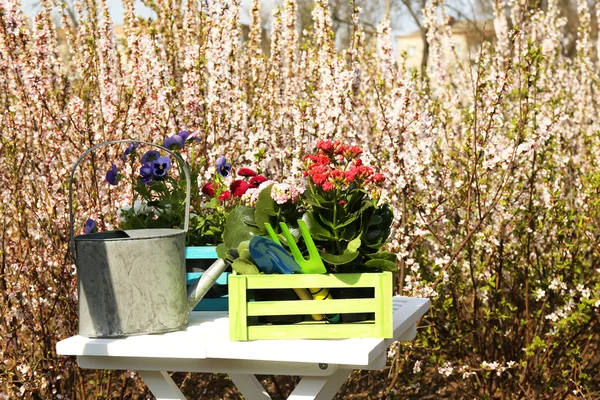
[
  {"x1": 216, "y1": 156, "x2": 232, "y2": 177},
  {"x1": 121, "y1": 142, "x2": 140, "y2": 160},
  {"x1": 187, "y1": 131, "x2": 202, "y2": 142},
  {"x1": 152, "y1": 156, "x2": 171, "y2": 179},
  {"x1": 140, "y1": 162, "x2": 154, "y2": 185},
  {"x1": 105, "y1": 162, "x2": 118, "y2": 185},
  {"x1": 141, "y1": 150, "x2": 160, "y2": 164},
  {"x1": 84, "y1": 219, "x2": 97, "y2": 234},
  {"x1": 163, "y1": 134, "x2": 185, "y2": 150},
  {"x1": 177, "y1": 130, "x2": 190, "y2": 141},
  {"x1": 162, "y1": 130, "x2": 200, "y2": 150}
]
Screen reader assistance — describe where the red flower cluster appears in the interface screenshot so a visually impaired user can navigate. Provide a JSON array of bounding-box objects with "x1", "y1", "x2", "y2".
[
  {"x1": 303, "y1": 141, "x2": 385, "y2": 191},
  {"x1": 202, "y1": 167, "x2": 267, "y2": 201},
  {"x1": 316, "y1": 140, "x2": 363, "y2": 160}
]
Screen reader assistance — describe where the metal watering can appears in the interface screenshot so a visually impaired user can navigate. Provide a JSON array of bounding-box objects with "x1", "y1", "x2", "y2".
[{"x1": 69, "y1": 140, "x2": 227, "y2": 338}]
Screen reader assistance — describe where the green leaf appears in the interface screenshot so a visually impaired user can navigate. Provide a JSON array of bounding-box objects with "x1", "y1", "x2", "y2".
[
  {"x1": 364, "y1": 258, "x2": 398, "y2": 271},
  {"x1": 216, "y1": 243, "x2": 228, "y2": 259},
  {"x1": 237, "y1": 240, "x2": 250, "y2": 254},
  {"x1": 320, "y1": 251, "x2": 360, "y2": 265},
  {"x1": 239, "y1": 248, "x2": 252, "y2": 260},
  {"x1": 369, "y1": 214, "x2": 383, "y2": 225},
  {"x1": 254, "y1": 184, "x2": 277, "y2": 229},
  {"x1": 366, "y1": 251, "x2": 397, "y2": 261},
  {"x1": 340, "y1": 223, "x2": 357, "y2": 241},
  {"x1": 336, "y1": 214, "x2": 358, "y2": 229},
  {"x1": 231, "y1": 258, "x2": 261, "y2": 275},
  {"x1": 317, "y1": 212, "x2": 336, "y2": 229},
  {"x1": 302, "y1": 211, "x2": 334, "y2": 240},
  {"x1": 347, "y1": 237, "x2": 361, "y2": 253},
  {"x1": 223, "y1": 206, "x2": 261, "y2": 249}
]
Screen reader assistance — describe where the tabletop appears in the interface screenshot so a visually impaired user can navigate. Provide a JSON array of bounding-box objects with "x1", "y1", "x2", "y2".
[
  {"x1": 57, "y1": 296, "x2": 430, "y2": 367},
  {"x1": 57, "y1": 296, "x2": 429, "y2": 400}
]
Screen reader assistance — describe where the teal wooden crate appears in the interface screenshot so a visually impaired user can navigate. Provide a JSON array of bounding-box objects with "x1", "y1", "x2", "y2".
[{"x1": 185, "y1": 246, "x2": 229, "y2": 311}]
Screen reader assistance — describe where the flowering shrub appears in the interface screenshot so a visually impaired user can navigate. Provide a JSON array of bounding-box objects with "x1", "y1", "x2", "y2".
[{"x1": 2, "y1": 0, "x2": 600, "y2": 397}]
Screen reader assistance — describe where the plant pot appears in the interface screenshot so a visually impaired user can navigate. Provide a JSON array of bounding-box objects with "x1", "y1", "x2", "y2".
[{"x1": 229, "y1": 272, "x2": 393, "y2": 341}]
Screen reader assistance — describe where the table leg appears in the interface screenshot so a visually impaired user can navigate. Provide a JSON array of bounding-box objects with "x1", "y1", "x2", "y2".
[
  {"x1": 137, "y1": 370, "x2": 186, "y2": 400},
  {"x1": 228, "y1": 373, "x2": 272, "y2": 400},
  {"x1": 287, "y1": 369, "x2": 352, "y2": 400}
]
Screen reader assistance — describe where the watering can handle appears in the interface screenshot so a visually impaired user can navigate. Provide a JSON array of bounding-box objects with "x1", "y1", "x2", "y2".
[{"x1": 68, "y1": 139, "x2": 192, "y2": 263}]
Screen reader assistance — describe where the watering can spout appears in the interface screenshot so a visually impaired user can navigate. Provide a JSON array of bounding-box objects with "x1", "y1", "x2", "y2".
[{"x1": 187, "y1": 258, "x2": 229, "y2": 313}]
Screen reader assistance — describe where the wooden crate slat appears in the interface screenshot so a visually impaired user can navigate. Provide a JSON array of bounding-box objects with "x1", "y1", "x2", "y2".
[
  {"x1": 229, "y1": 275, "x2": 248, "y2": 341},
  {"x1": 185, "y1": 246, "x2": 218, "y2": 259},
  {"x1": 247, "y1": 323, "x2": 378, "y2": 340},
  {"x1": 247, "y1": 298, "x2": 376, "y2": 316},
  {"x1": 244, "y1": 273, "x2": 378, "y2": 289},
  {"x1": 375, "y1": 272, "x2": 393, "y2": 338}
]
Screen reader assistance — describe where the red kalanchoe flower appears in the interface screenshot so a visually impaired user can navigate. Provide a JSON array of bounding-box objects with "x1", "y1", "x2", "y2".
[
  {"x1": 237, "y1": 168, "x2": 257, "y2": 177},
  {"x1": 218, "y1": 190, "x2": 231, "y2": 201},
  {"x1": 249, "y1": 175, "x2": 267, "y2": 188},
  {"x1": 337, "y1": 200, "x2": 347, "y2": 205},
  {"x1": 345, "y1": 146, "x2": 363, "y2": 159},
  {"x1": 202, "y1": 182, "x2": 215, "y2": 197},
  {"x1": 315, "y1": 153, "x2": 331, "y2": 165},
  {"x1": 370, "y1": 173, "x2": 385, "y2": 183},
  {"x1": 307, "y1": 164, "x2": 330, "y2": 176},
  {"x1": 356, "y1": 165, "x2": 374, "y2": 181},
  {"x1": 345, "y1": 167, "x2": 358, "y2": 183},
  {"x1": 302, "y1": 154, "x2": 319, "y2": 163},
  {"x1": 322, "y1": 181, "x2": 335, "y2": 192},
  {"x1": 313, "y1": 173, "x2": 329, "y2": 186},
  {"x1": 230, "y1": 179, "x2": 249, "y2": 197},
  {"x1": 335, "y1": 144, "x2": 350, "y2": 155},
  {"x1": 316, "y1": 140, "x2": 334, "y2": 153},
  {"x1": 330, "y1": 169, "x2": 345, "y2": 185}
]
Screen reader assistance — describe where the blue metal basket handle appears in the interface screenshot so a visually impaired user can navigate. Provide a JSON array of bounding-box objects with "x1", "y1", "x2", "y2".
[{"x1": 68, "y1": 139, "x2": 192, "y2": 263}]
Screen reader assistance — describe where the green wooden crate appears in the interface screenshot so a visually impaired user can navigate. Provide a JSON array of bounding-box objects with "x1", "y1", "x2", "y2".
[{"x1": 229, "y1": 272, "x2": 393, "y2": 341}]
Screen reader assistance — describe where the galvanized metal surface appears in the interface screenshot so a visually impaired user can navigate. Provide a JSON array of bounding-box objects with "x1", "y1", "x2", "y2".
[
  {"x1": 75, "y1": 229, "x2": 187, "y2": 337},
  {"x1": 69, "y1": 140, "x2": 196, "y2": 338}
]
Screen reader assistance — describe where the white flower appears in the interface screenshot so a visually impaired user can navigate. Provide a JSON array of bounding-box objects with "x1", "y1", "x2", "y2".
[
  {"x1": 413, "y1": 360, "x2": 422, "y2": 373},
  {"x1": 545, "y1": 312, "x2": 559, "y2": 322},
  {"x1": 438, "y1": 362, "x2": 453, "y2": 377},
  {"x1": 534, "y1": 288, "x2": 546, "y2": 300},
  {"x1": 481, "y1": 361, "x2": 499, "y2": 370}
]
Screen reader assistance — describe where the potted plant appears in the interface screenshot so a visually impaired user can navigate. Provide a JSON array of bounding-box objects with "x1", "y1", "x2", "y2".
[
  {"x1": 92, "y1": 131, "x2": 266, "y2": 310},
  {"x1": 219, "y1": 141, "x2": 397, "y2": 337},
  {"x1": 218, "y1": 140, "x2": 396, "y2": 274}
]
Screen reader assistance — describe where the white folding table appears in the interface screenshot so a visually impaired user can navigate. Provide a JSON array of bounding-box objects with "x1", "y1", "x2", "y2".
[{"x1": 56, "y1": 296, "x2": 429, "y2": 400}]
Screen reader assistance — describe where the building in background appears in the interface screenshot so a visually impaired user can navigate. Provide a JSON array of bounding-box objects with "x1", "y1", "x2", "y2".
[{"x1": 396, "y1": 18, "x2": 495, "y2": 69}]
